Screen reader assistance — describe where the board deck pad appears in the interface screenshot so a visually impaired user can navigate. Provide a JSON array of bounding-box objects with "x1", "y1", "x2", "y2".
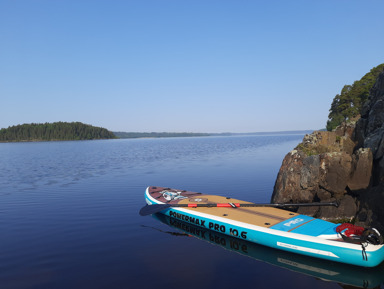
[
  {"x1": 148, "y1": 186, "x2": 306, "y2": 229},
  {"x1": 179, "y1": 195, "x2": 300, "y2": 228}
]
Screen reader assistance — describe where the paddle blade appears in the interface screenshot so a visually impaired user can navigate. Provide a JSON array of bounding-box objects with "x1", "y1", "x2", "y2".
[{"x1": 139, "y1": 204, "x2": 171, "y2": 216}]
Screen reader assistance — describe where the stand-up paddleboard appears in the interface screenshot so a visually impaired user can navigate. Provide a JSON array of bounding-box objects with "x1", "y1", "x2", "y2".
[{"x1": 140, "y1": 186, "x2": 384, "y2": 267}]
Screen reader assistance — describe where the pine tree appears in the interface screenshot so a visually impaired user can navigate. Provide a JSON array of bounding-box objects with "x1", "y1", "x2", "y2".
[{"x1": 327, "y1": 63, "x2": 384, "y2": 131}]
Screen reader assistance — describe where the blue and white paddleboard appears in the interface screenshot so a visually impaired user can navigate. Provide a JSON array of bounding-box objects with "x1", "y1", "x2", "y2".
[{"x1": 143, "y1": 186, "x2": 384, "y2": 267}]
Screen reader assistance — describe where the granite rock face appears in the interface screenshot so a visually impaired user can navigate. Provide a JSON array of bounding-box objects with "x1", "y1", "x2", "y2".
[
  {"x1": 271, "y1": 71, "x2": 384, "y2": 231},
  {"x1": 358, "y1": 71, "x2": 384, "y2": 185},
  {"x1": 271, "y1": 130, "x2": 371, "y2": 221}
]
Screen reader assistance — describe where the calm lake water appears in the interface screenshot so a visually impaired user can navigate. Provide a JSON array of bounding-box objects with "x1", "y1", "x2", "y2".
[{"x1": 1, "y1": 134, "x2": 383, "y2": 289}]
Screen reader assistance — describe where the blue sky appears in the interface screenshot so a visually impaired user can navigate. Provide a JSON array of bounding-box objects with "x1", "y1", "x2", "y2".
[{"x1": 1, "y1": 0, "x2": 383, "y2": 133}]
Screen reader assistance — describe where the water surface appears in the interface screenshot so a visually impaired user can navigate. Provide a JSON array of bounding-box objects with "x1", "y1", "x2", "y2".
[{"x1": 1, "y1": 135, "x2": 383, "y2": 289}]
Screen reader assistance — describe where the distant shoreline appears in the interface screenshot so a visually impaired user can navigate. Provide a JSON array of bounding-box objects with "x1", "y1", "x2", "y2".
[{"x1": 113, "y1": 130, "x2": 314, "y2": 139}]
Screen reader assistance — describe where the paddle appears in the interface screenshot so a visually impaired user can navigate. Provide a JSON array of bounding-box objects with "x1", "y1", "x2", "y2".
[{"x1": 139, "y1": 201, "x2": 339, "y2": 216}]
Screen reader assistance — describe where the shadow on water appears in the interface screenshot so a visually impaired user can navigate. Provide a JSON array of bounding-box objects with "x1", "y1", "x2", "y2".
[{"x1": 151, "y1": 213, "x2": 384, "y2": 289}]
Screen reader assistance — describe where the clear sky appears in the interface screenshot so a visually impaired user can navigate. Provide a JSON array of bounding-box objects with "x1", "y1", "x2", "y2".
[{"x1": 1, "y1": 0, "x2": 383, "y2": 133}]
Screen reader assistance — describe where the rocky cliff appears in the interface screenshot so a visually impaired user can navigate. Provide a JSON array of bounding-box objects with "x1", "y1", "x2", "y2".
[{"x1": 271, "y1": 71, "x2": 384, "y2": 232}]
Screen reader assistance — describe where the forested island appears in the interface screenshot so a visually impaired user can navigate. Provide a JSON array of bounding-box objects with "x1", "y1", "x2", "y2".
[{"x1": 0, "y1": 122, "x2": 116, "y2": 142}]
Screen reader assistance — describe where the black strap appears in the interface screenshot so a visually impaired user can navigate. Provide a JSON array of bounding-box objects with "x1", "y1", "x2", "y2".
[
  {"x1": 361, "y1": 243, "x2": 368, "y2": 261},
  {"x1": 338, "y1": 231, "x2": 362, "y2": 244},
  {"x1": 361, "y1": 228, "x2": 384, "y2": 245}
]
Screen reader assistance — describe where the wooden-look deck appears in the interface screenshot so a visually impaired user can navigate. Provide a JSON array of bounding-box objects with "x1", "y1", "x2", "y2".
[{"x1": 178, "y1": 195, "x2": 299, "y2": 228}]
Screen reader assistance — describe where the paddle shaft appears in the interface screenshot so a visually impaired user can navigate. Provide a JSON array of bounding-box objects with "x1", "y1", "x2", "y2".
[
  {"x1": 139, "y1": 201, "x2": 339, "y2": 216},
  {"x1": 155, "y1": 202, "x2": 338, "y2": 208}
]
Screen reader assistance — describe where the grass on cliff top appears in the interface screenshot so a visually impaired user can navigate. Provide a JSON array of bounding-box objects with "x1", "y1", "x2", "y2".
[{"x1": 296, "y1": 143, "x2": 332, "y2": 156}]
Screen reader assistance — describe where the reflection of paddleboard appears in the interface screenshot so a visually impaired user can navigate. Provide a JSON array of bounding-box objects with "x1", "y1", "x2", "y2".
[
  {"x1": 143, "y1": 186, "x2": 384, "y2": 267},
  {"x1": 152, "y1": 213, "x2": 384, "y2": 289}
]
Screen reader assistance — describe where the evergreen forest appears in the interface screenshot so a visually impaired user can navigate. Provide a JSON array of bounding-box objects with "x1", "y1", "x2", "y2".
[
  {"x1": 326, "y1": 63, "x2": 384, "y2": 131},
  {"x1": 0, "y1": 122, "x2": 116, "y2": 142}
]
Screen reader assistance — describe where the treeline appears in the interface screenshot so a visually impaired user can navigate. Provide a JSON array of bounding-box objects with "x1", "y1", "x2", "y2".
[
  {"x1": 0, "y1": 122, "x2": 116, "y2": 142},
  {"x1": 327, "y1": 63, "x2": 384, "y2": 131},
  {"x1": 114, "y1": 132, "x2": 211, "y2": 139}
]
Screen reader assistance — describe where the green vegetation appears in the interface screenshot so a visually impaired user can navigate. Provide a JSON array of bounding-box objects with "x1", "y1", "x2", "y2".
[
  {"x1": 114, "y1": 132, "x2": 211, "y2": 139},
  {"x1": 0, "y1": 122, "x2": 116, "y2": 142},
  {"x1": 295, "y1": 143, "x2": 331, "y2": 156},
  {"x1": 328, "y1": 217, "x2": 356, "y2": 224},
  {"x1": 326, "y1": 63, "x2": 384, "y2": 131}
]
